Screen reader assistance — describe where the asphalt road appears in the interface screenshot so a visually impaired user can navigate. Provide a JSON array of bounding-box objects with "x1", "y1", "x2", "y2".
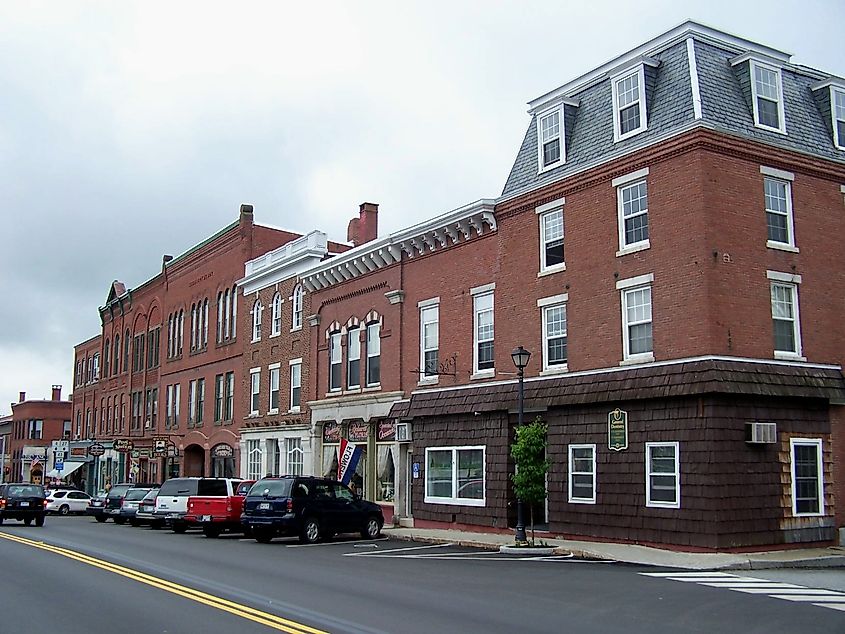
[{"x1": 0, "y1": 515, "x2": 843, "y2": 633}]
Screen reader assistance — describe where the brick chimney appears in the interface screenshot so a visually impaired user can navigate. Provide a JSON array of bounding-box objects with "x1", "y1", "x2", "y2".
[
  {"x1": 18, "y1": 391, "x2": 25, "y2": 403},
  {"x1": 347, "y1": 202, "x2": 379, "y2": 247},
  {"x1": 52, "y1": 385, "x2": 62, "y2": 401},
  {"x1": 240, "y1": 204, "x2": 254, "y2": 226}
]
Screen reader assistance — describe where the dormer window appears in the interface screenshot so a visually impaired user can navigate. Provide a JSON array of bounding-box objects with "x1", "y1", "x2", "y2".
[
  {"x1": 833, "y1": 88, "x2": 845, "y2": 150},
  {"x1": 751, "y1": 60, "x2": 785, "y2": 133},
  {"x1": 611, "y1": 62, "x2": 653, "y2": 142},
  {"x1": 537, "y1": 108, "x2": 562, "y2": 170}
]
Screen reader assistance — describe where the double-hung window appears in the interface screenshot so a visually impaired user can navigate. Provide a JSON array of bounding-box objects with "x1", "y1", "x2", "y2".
[
  {"x1": 618, "y1": 274, "x2": 654, "y2": 363},
  {"x1": 472, "y1": 285, "x2": 495, "y2": 376},
  {"x1": 225, "y1": 371, "x2": 234, "y2": 420},
  {"x1": 751, "y1": 60, "x2": 786, "y2": 133},
  {"x1": 271, "y1": 293, "x2": 282, "y2": 336},
  {"x1": 790, "y1": 438, "x2": 823, "y2": 516},
  {"x1": 420, "y1": 301, "x2": 439, "y2": 381},
  {"x1": 287, "y1": 438, "x2": 304, "y2": 476},
  {"x1": 249, "y1": 368, "x2": 260, "y2": 415},
  {"x1": 290, "y1": 359, "x2": 302, "y2": 411},
  {"x1": 347, "y1": 327, "x2": 361, "y2": 389},
  {"x1": 645, "y1": 442, "x2": 679, "y2": 508},
  {"x1": 768, "y1": 271, "x2": 803, "y2": 359},
  {"x1": 329, "y1": 332, "x2": 342, "y2": 391},
  {"x1": 761, "y1": 167, "x2": 796, "y2": 250},
  {"x1": 195, "y1": 378, "x2": 204, "y2": 425},
  {"x1": 537, "y1": 107, "x2": 562, "y2": 170},
  {"x1": 424, "y1": 446, "x2": 485, "y2": 506},
  {"x1": 252, "y1": 300, "x2": 263, "y2": 342},
  {"x1": 614, "y1": 169, "x2": 649, "y2": 254},
  {"x1": 366, "y1": 322, "x2": 380, "y2": 386},
  {"x1": 568, "y1": 444, "x2": 596, "y2": 504},
  {"x1": 268, "y1": 364, "x2": 280, "y2": 413},
  {"x1": 292, "y1": 285, "x2": 303, "y2": 330},
  {"x1": 214, "y1": 374, "x2": 224, "y2": 423},
  {"x1": 537, "y1": 198, "x2": 565, "y2": 273},
  {"x1": 612, "y1": 66, "x2": 648, "y2": 141},
  {"x1": 833, "y1": 87, "x2": 845, "y2": 150},
  {"x1": 188, "y1": 380, "x2": 196, "y2": 426},
  {"x1": 538, "y1": 294, "x2": 568, "y2": 372}
]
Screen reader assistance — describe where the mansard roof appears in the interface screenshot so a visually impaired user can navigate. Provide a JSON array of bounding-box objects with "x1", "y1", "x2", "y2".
[{"x1": 502, "y1": 20, "x2": 845, "y2": 199}]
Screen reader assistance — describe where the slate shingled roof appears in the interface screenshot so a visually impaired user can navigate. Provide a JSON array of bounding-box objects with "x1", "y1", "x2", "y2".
[
  {"x1": 395, "y1": 359, "x2": 845, "y2": 419},
  {"x1": 501, "y1": 23, "x2": 845, "y2": 198}
]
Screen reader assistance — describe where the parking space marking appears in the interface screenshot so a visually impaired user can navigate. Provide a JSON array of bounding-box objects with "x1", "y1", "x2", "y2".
[
  {"x1": 343, "y1": 543, "x2": 602, "y2": 562},
  {"x1": 286, "y1": 537, "x2": 389, "y2": 548}
]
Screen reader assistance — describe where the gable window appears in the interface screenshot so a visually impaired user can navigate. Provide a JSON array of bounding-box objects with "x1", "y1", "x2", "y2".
[
  {"x1": 249, "y1": 368, "x2": 260, "y2": 415},
  {"x1": 269, "y1": 364, "x2": 280, "y2": 413},
  {"x1": 614, "y1": 169, "x2": 649, "y2": 254},
  {"x1": 537, "y1": 198, "x2": 565, "y2": 273},
  {"x1": 751, "y1": 60, "x2": 786, "y2": 133},
  {"x1": 768, "y1": 271, "x2": 803, "y2": 359},
  {"x1": 271, "y1": 293, "x2": 282, "y2": 336},
  {"x1": 762, "y1": 167, "x2": 796, "y2": 250},
  {"x1": 833, "y1": 88, "x2": 845, "y2": 150},
  {"x1": 537, "y1": 108, "x2": 562, "y2": 169},
  {"x1": 292, "y1": 284, "x2": 303, "y2": 330},
  {"x1": 424, "y1": 446, "x2": 485, "y2": 506},
  {"x1": 329, "y1": 332, "x2": 341, "y2": 392},
  {"x1": 617, "y1": 273, "x2": 654, "y2": 363},
  {"x1": 646, "y1": 442, "x2": 679, "y2": 508},
  {"x1": 366, "y1": 322, "x2": 380, "y2": 386},
  {"x1": 347, "y1": 327, "x2": 361, "y2": 389},
  {"x1": 472, "y1": 285, "x2": 495, "y2": 376},
  {"x1": 612, "y1": 66, "x2": 647, "y2": 141},
  {"x1": 568, "y1": 444, "x2": 596, "y2": 504},
  {"x1": 251, "y1": 300, "x2": 263, "y2": 342},
  {"x1": 290, "y1": 359, "x2": 302, "y2": 411},
  {"x1": 419, "y1": 300, "x2": 439, "y2": 381},
  {"x1": 538, "y1": 294, "x2": 568, "y2": 372},
  {"x1": 790, "y1": 438, "x2": 823, "y2": 516}
]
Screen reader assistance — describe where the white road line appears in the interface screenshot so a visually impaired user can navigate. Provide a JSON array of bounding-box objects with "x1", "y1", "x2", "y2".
[
  {"x1": 345, "y1": 543, "x2": 454, "y2": 556},
  {"x1": 814, "y1": 603, "x2": 845, "y2": 611},
  {"x1": 641, "y1": 572, "x2": 735, "y2": 577},
  {"x1": 730, "y1": 587, "x2": 826, "y2": 595},
  {"x1": 772, "y1": 594, "x2": 845, "y2": 602},
  {"x1": 668, "y1": 577, "x2": 763, "y2": 583},
  {"x1": 700, "y1": 582, "x2": 804, "y2": 589},
  {"x1": 286, "y1": 537, "x2": 389, "y2": 548}
]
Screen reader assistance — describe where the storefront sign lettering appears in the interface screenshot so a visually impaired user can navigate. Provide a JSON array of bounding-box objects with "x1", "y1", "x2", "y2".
[
  {"x1": 608, "y1": 408, "x2": 629, "y2": 451},
  {"x1": 88, "y1": 443, "x2": 106, "y2": 457},
  {"x1": 113, "y1": 439, "x2": 134, "y2": 453},
  {"x1": 212, "y1": 444, "x2": 234, "y2": 458},
  {"x1": 323, "y1": 422, "x2": 340, "y2": 444},
  {"x1": 347, "y1": 421, "x2": 369, "y2": 443},
  {"x1": 377, "y1": 420, "x2": 396, "y2": 442}
]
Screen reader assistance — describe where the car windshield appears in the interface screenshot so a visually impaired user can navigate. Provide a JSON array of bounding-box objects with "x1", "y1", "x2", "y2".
[
  {"x1": 124, "y1": 489, "x2": 152, "y2": 501},
  {"x1": 251, "y1": 479, "x2": 293, "y2": 497},
  {"x1": 8, "y1": 485, "x2": 43, "y2": 496},
  {"x1": 141, "y1": 490, "x2": 158, "y2": 501},
  {"x1": 158, "y1": 479, "x2": 199, "y2": 496}
]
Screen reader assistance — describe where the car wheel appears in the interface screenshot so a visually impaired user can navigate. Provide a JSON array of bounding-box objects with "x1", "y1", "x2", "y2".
[
  {"x1": 35, "y1": 515, "x2": 45, "y2": 527},
  {"x1": 129, "y1": 519, "x2": 140, "y2": 527},
  {"x1": 254, "y1": 528, "x2": 273, "y2": 544},
  {"x1": 24, "y1": 517, "x2": 33, "y2": 526},
  {"x1": 361, "y1": 516, "x2": 381, "y2": 540},
  {"x1": 299, "y1": 517, "x2": 321, "y2": 544},
  {"x1": 151, "y1": 520, "x2": 162, "y2": 530},
  {"x1": 242, "y1": 525, "x2": 253, "y2": 538},
  {"x1": 114, "y1": 517, "x2": 126, "y2": 525},
  {"x1": 172, "y1": 522, "x2": 187, "y2": 534},
  {"x1": 203, "y1": 525, "x2": 221, "y2": 538},
  {"x1": 95, "y1": 515, "x2": 107, "y2": 523},
  {"x1": 59, "y1": 505, "x2": 70, "y2": 516}
]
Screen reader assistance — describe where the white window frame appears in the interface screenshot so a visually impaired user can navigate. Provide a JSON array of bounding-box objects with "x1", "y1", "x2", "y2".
[
  {"x1": 768, "y1": 270, "x2": 804, "y2": 360},
  {"x1": 268, "y1": 363, "x2": 280, "y2": 414},
  {"x1": 366, "y1": 322, "x2": 380, "y2": 387},
  {"x1": 424, "y1": 445, "x2": 486, "y2": 507},
  {"x1": 419, "y1": 298, "x2": 440, "y2": 384},
  {"x1": 750, "y1": 59, "x2": 787, "y2": 134},
  {"x1": 291, "y1": 284, "x2": 303, "y2": 331},
  {"x1": 251, "y1": 300, "x2": 262, "y2": 342},
  {"x1": 347, "y1": 327, "x2": 361, "y2": 389},
  {"x1": 471, "y1": 284, "x2": 495, "y2": 378},
  {"x1": 645, "y1": 441, "x2": 680, "y2": 509},
  {"x1": 536, "y1": 104, "x2": 564, "y2": 172},
  {"x1": 289, "y1": 358, "x2": 302, "y2": 413},
  {"x1": 617, "y1": 274, "x2": 654, "y2": 364},
  {"x1": 249, "y1": 368, "x2": 260, "y2": 416},
  {"x1": 188, "y1": 380, "x2": 196, "y2": 424},
  {"x1": 761, "y1": 167, "x2": 797, "y2": 252},
  {"x1": 833, "y1": 86, "x2": 845, "y2": 151},
  {"x1": 537, "y1": 198, "x2": 566, "y2": 275},
  {"x1": 614, "y1": 169, "x2": 650, "y2": 255},
  {"x1": 611, "y1": 65, "x2": 648, "y2": 142},
  {"x1": 271, "y1": 293, "x2": 282, "y2": 336},
  {"x1": 790, "y1": 438, "x2": 824, "y2": 517},
  {"x1": 247, "y1": 439, "x2": 262, "y2": 481},
  {"x1": 329, "y1": 332, "x2": 342, "y2": 392},
  {"x1": 568, "y1": 444, "x2": 596, "y2": 504},
  {"x1": 286, "y1": 437, "x2": 304, "y2": 476},
  {"x1": 538, "y1": 293, "x2": 568, "y2": 374}
]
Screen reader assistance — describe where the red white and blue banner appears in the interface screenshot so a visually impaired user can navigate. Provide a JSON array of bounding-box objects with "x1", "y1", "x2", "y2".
[{"x1": 337, "y1": 437, "x2": 362, "y2": 486}]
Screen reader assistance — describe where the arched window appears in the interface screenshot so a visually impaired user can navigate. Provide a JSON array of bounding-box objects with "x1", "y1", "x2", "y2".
[
  {"x1": 292, "y1": 284, "x2": 303, "y2": 330},
  {"x1": 252, "y1": 300, "x2": 263, "y2": 342},
  {"x1": 231, "y1": 284, "x2": 238, "y2": 339},
  {"x1": 224, "y1": 289, "x2": 231, "y2": 339},
  {"x1": 103, "y1": 339, "x2": 110, "y2": 377},
  {"x1": 202, "y1": 298, "x2": 209, "y2": 347},
  {"x1": 124, "y1": 329, "x2": 130, "y2": 369},
  {"x1": 217, "y1": 292, "x2": 224, "y2": 343},
  {"x1": 177, "y1": 309, "x2": 184, "y2": 355},
  {"x1": 271, "y1": 293, "x2": 282, "y2": 336},
  {"x1": 113, "y1": 334, "x2": 120, "y2": 374},
  {"x1": 190, "y1": 303, "x2": 197, "y2": 351}
]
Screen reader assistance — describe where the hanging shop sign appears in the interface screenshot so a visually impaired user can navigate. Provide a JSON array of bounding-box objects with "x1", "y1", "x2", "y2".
[
  {"x1": 608, "y1": 408, "x2": 629, "y2": 451},
  {"x1": 153, "y1": 437, "x2": 169, "y2": 456},
  {"x1": 377, "y1": 420, "x2": 396, "y2": 442},
  {"x1": 88, "y1": 443, "x2": 106, "y2": 457},
  {"x1": 323, "y1": 422, "x2": 341, "y2": 444},
  {"x1": 113, "y1": 439, "x2": 135, "y2": 453},
  {"x1": 347, "y1": 420, "x2": 369, "y2": 443},
  {"x1": 212, "y1": 444, "x2": 234, "y2": 458},
  {"x1": 138, "y1": 448, "x2": 151, "y2": 458}
]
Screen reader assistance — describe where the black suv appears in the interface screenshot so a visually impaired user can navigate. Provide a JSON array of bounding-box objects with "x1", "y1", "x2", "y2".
[
  {"x1": 93, "y1": 483, "x2": 156, "y2": 523},
  {"x1": 0, "y1": 483, "x2": 47, "y2": 526},
  {"x1": 242, "y1": 476, "x2": 383, "y2": 544}
]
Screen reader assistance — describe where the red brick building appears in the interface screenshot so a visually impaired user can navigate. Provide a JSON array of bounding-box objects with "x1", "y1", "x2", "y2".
[
  {"x1": 7, "y1": 387, "x2": 71, "y2": 484},
  {"x1": 292, "y1": 22, "x2": 845, "y2": 548},
  {"x1": 71, "y1": 204, "x2": 310, "y2": 490}
]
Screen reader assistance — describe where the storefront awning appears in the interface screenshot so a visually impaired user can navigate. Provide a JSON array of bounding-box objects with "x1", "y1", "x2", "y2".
[{"x1": 47, "y1": 461, "x2": 85, "y2": 479}]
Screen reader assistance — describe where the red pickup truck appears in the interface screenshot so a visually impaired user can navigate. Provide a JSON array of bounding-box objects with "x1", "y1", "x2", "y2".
[{"x1": 185, "y1": 480, "x2": 254, "y2": 538}]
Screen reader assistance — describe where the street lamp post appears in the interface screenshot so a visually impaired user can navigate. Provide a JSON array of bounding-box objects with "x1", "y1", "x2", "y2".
[{"x1": 511, "y1": 345, "x2": 531, "y2": 544}]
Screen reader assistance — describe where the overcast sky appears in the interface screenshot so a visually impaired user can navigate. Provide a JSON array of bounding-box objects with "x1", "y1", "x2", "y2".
[{"x1": 1, "y1": 1, "x2": 842, "y2": 415}]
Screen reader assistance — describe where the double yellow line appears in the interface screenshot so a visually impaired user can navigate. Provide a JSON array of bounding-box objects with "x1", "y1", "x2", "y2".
[{"x1": 0, "y1": 531, "x2": 327, "y2": 634}]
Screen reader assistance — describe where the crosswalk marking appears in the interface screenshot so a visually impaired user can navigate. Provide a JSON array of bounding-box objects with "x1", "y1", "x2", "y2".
[{"x1": 639, "y1": 571, "x2": 845, "y2": 612}]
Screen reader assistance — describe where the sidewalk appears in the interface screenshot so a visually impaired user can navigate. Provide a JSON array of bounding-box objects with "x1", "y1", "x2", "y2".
[{"x1": 382, "y1": 526, "x2": 845, "y2": 570}]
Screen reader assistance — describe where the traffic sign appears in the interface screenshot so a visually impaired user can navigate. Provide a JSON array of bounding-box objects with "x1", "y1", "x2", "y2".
[{"x1": 55, "y1": 460, "x2": 64, "y2": 471}]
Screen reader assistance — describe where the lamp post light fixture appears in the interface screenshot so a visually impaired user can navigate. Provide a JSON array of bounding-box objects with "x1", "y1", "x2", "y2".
[{"x1": 511, "y1": 345, "x2": 531, "y2": 544}]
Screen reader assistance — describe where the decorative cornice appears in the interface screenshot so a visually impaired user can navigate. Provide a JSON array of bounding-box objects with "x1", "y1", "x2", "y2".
[
  {"x1": 385, "y1": 290, "x2": 405, "y2": 305},
  {"x1": 238, "y1": 231, "x2": 329, "y2": 294}
]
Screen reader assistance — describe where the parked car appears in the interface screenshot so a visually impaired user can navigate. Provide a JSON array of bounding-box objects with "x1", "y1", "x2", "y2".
[
  {"x1": 96, "y1": 483, "x2": 156, "y2": 522},
  {"x1": 241, "y1": 476, "x2": 383, "y2": 544},
  {"x1": 132, "y1": 489, "x2": 162, "y2": 528},
  {"x1": 46, "y1": 489, "x2": 92, "y2": 515},
  {"x1": 185, "y1": 479, "x2": 254, "y2": 538},
  {"x1": 85, "y1": 491, "x2": 108, "y2": 521},
  {"x1": 154, "y1": 477, "x2": 243, "y2": 533},
  {"x1": 0, "y1": 483, "x2": 47, "y2": 526},
  {"x1": 115, "y1": 487, "x2": 157, "y2": 525}
]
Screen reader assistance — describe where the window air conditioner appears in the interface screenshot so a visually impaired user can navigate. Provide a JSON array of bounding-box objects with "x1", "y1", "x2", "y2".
[
  {"x1": 745, "y1": 422, "x2": 777, "y2": 444},
  {"x1": 396, "y1": 422, "x2": 412, "y2": 443}
]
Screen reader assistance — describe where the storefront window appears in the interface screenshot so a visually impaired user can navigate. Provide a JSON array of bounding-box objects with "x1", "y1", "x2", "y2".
[
  {"x1": 376, "y1": 445, "x2": 395, "y2": 502},
  {"x1": 323, "y1": 445, "x2": 338, "y2": 478},
  {"x1": 425, "y1": 446, "x2": 486, "y2": 506}
]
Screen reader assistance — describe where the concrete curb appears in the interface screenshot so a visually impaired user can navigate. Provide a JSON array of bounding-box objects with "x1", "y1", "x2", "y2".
[{"x1": 499, "y1": 545, "x2": 557, "y2": 555}]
